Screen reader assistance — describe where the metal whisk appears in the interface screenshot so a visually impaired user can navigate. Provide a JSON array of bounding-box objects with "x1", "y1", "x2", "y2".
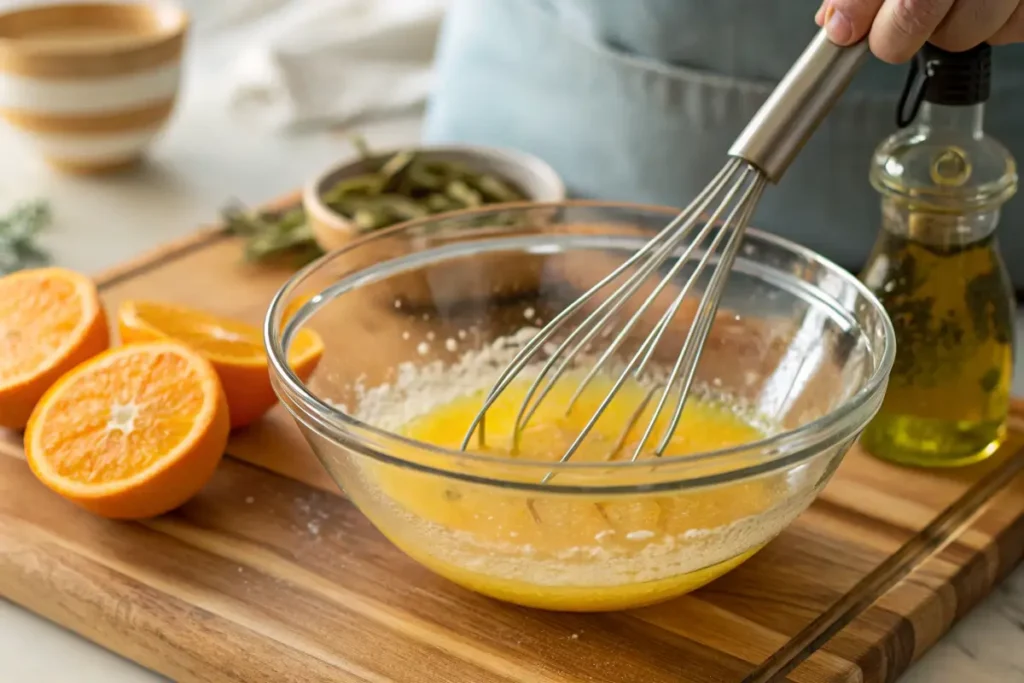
[{"x1": 461, "y1": 30, "x2": 869, "y2": 470}]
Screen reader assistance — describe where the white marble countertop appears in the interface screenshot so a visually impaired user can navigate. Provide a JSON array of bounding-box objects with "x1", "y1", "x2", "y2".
[{"x1": 2, "y1": 2, "x2": 1024, "y2": 681}]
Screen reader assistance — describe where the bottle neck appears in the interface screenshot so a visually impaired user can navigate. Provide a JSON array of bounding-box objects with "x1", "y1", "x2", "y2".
[
  {"x1": 881, "y1": 198, "x2": 1001, "y2": 247},
  {"x1": 918, "y1": 101, "x2": 985, "y2": 139}
]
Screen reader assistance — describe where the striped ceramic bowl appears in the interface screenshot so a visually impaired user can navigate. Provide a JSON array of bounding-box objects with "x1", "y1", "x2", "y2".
[{"x1": 0, "y1": 1, "x2": 187, "y2": 174}]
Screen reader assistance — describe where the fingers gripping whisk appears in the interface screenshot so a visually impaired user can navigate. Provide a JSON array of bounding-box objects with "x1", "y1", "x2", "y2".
[{"x1": 459, "y1": 29, "x2": 870, "y2": 478}]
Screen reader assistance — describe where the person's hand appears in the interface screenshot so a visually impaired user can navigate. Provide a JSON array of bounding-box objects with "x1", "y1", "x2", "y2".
[{"x1": 815, "y1": 0, "x2": 1024, "y2": 63}]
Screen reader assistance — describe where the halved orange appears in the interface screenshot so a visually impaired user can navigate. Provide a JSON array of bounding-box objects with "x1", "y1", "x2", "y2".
[
  {"x1": 117, "y1": 300, "x2": 323, "y2": 428},
  {"x1": 0, "y1": 267, "x2": 110, "y2": 430},
  {"x1": 25, "y1": 341, "x2": 230, "y2": 519}
]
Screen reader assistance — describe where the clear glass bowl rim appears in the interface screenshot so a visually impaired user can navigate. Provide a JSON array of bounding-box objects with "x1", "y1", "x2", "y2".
[{"x1": 265, "y1": 200, "x2": 896, "y2": 493}]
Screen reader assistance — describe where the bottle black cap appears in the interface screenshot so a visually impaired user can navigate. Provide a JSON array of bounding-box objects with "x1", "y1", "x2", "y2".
[
  {"x1": 919, "y1": 42, "x2": 991, "y2": 106},
  {"x1": 896, "y1": 42, "x2": 992, "y2": 127}
]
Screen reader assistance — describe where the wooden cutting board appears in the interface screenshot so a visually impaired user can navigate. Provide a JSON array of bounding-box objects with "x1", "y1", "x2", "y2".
[{"x1": 3, "y1": 216, "x2": 1024, "y2": 683}]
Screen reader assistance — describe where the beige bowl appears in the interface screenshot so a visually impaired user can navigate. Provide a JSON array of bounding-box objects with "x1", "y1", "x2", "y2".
[
  {"x1": 303, "y1": 145, "x2": 566, "y2": 252},
  {"x1": 0, "y1": 1, "x2": 188, "y2": 174},
  {"x1": 303, "y1": 145, "x2": 567, "y2": 309}
]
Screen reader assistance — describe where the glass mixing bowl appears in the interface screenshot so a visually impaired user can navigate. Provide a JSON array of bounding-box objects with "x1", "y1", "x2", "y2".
[{"x1": 265, "y1": 202, "x2": 895, "y2": 612}]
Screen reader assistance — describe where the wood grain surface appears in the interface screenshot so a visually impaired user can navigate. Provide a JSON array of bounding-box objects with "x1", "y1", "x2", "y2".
[{"x1": 2, "y1": 220, "x2": 1024, "y2": 683}]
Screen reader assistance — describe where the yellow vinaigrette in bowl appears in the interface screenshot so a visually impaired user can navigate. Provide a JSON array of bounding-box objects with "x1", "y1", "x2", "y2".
[{"x1": 361, "y1": 372, "x2": 784, "y2": 611}]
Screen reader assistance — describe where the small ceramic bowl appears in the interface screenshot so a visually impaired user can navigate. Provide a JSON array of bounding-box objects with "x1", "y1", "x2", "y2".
[
  {"x1": 302, "y1": 145, "x2": 567, "y2": 309},
  {"x1": 0, "y1": 1, "x2": 188, "y2": 174},
  {"x1": 303, "y1": 145, "x2": 566, "y2": 253}
]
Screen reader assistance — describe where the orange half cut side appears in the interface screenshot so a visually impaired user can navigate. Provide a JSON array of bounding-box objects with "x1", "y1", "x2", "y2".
[
  {"x1": 0, "y1": 267, "x2": 109, "y2": 429},
  {"x1": 25, "y1": 340, "x2": 230, "y2": 519},
  {"x1": 117, "y1": 299, "x2": 323, "y2": 427}
]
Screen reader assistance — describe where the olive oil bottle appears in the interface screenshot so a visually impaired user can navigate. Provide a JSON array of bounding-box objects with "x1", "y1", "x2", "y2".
[{"x1": 861, "y1": 43, "x2": 1018, "y2": 467}]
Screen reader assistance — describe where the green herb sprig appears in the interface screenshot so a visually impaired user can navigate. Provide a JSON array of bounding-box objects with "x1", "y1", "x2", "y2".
[
  {"x1": 0, "y1": 200, "x2": 52, "y2": 276},
  {"x1": 223, "y1": 202, "x2": 323, "y2": 267}
]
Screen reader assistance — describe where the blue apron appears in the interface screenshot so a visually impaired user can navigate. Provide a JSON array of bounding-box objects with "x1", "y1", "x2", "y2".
[{"x1": 422, "y1": 0, "x2": 1024, "y2": 285}]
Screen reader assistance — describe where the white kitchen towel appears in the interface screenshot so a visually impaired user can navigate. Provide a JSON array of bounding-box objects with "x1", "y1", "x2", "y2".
[{"x1": 225, "y1": 0, "x2": 449, "y2": 132}]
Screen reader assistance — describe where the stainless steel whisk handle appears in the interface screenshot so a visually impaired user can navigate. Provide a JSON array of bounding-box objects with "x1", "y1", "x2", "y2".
[{"x1": 728, "y1": 29, "x2": 870, "y2": 183}]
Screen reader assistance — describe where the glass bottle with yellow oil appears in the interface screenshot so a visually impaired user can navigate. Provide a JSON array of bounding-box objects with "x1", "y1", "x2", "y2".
[{"x1": 860, "y1": 42, "x2": 1018, "y2": 467}]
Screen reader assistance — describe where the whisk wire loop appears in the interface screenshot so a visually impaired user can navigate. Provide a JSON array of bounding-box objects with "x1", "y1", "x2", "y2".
[
  {"x1": 645, "y1": 173, "x2": 767, "y2": 458},
  {"x1": 510, "y1": 159, "x2": 749, "y2": 447},
  {"x1": 559, "y1": 159, "x2": 750, "y2": 416},
  {"x1": 457, "y1": 161, "x2": 739, "y2": 452},
  {"x1": 538, "y1": 164, "x2": 766, "y2": 479}
]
